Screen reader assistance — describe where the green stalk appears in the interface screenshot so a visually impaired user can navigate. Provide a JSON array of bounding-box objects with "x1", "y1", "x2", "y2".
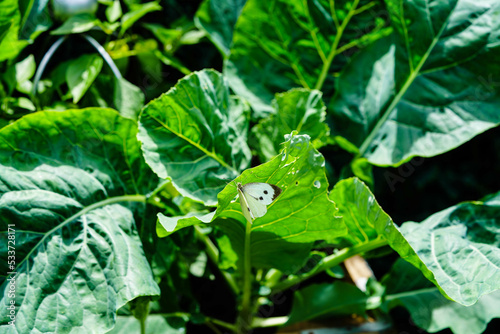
[
  {"x1": 237, "y1": 218, "x2": 254, "y2": 333},
  {"x1": 270, "y1": 238, "x2": 388, "y2": 293},
  {"x1": 140, "y1": 317, "x2": 146, "y2": 334},
  {"x1": 209, "y1": 317, "x2": 238, "y2": 332},
  {"x1": 252, "y1": 316, "x2": 288, "y2": 328},
  {"x1": 315, "y1": 0, "x2": 361, "y2": 90}
]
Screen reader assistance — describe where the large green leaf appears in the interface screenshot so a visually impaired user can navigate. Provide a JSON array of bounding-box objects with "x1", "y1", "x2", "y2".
[
  {"x1": 329, "y1": 0, "x2": 500, "y2": 166},
  {"x1": 225, "y1": 0, "x2": 390, "y2": 116},
  {"x1": 138, "y1": 69, "x2": 251, "y2": 205},
  {"x1": 0, "y1": 108, "x2": 160, "y2": 333},
  {"x1": 399, "y1": 191, "x2": 500, "y2": 306},
  {"x1": 158, "y1": 133, "x2": 346, "y2": 273},
  {"x1": 384, "y1": 259, "x2": 500, "y2": 334},
  {"x1": 286, "y1": 281, "x2": 367, "y2": 325},
  {"x1": 195, "y1": 0, "x2": 247, "y2": 56},
  {"x1": 330, "y1": 178, "x2": 447, "y2": 297},
  {"x1": 252, "y1": 88, "x2": 329, "y2": 162},
  {"x1": 0, "y1": 0, "x2": 29, "y2": 61},
  {"x1": 332, "y1": 178, "x2": 500, "y2": 306}
]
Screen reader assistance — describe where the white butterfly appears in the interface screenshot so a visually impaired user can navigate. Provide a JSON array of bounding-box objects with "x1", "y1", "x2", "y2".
[{"x1": 237, "y1": 182, "x2": 282, "y2": 223}]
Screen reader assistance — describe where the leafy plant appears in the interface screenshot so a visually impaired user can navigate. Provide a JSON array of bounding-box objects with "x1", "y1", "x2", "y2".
[{"x1": 1, "y1": 0, "x2": 500, "y2": 334}]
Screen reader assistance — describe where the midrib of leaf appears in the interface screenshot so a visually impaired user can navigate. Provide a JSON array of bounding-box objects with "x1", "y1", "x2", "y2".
[
  {"x1": 315, "y1": 0, "x2": 361, "y2": 90},
  {"x1": 431, "y1": 230, "x2": 461, "y2": 289},
  {"x1": 419, "y1": 4, "x2": 498, "y2": 75},
  {"x1": 384, "y1": 286, "x2": 439, "y2": 302},
  {"x1": 149, "y1": 114, "x2": 234, "y2": 171},
  {"x1": 358, "y1": 9, "x2": 454, "y2": 157},
  {"x1": 400, "y1": 0, "x2": 415, "y2": 72},
  {"x1": 269, "y1": 4, "x2": 310, "y2": 88},
  {"x1": 19, "y1": 0, "x2": 34, "y2": 32},
  {"x1": 8, "y1": 194, "x2": 146, "y2": 277}
]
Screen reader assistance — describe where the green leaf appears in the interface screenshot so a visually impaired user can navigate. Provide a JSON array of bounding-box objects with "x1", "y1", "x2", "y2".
[
  {"x1": 14, "y1": 55, "x2": 36, "y2": 94},
  {"x1": 4, "y1": 97, "x2": 36, "y2": 112},
  {"x1": 179, "y1": 30, "x2": 205, "y2": 45},
  {"x1": 90, "y1": 75, "x2": 145, "y2": 120},
  {"x1": 330, "y1": 177, "x2": 500, "y2": 308},
  {"x1": 329, "y1": 1, "x2": 500, "y2": 166},
  {"x1": 0, "y1": 0, "x2": 29, "y2": 61},
  {"x1": 286, "y1": 281, "x2": 367, "y2": 325},
  {"x1": 384, "y1": 259, "x2": 500, "y2": 334},
  {"x1": 113, "y1": 77, "x2": 145, "y2": 120},
  {"x1": 138, "y1": 69, "x2": 251, "y2": 205},
  {"x1": 330, "y1": 177, "x2": 393, "y2": 247},
  {"x1": 399, "y1": 191, "x2": 500, "y2": 306},
  {"x1": 330, "y1": 178, "x2": 449, "y2": 303},
  {"x1": 225, "y1": 0, "x2": 390, "y2": 116},
  {"x1": 195, "y1": 0, "x2": 247, "y2": 56},
  {"x1": 157, "y1": 211, "x2": 214, "y2": 237},
  {"x1": 120, "y1": 1, "x2": 162, "y2": 36},
  {"x1": 51, "y1": 13, "x2": 100, "y2": 35},
  {"x1": 216, "y1": 132, "x2": 346, "y2": 273},
  {"x1": 106, "y1": 0, "x2": 122, "y2": 23},
  {"x1": 0, "y1": 108, "x2": 159, "y2": 333},
  {"x1": 350, "y1": 157, "x2": 373, "y2": 189},
  {"x1": 142, "y1": 23, "x2": 183, "y2": 52},
  {"x1": 66, "y1": 53, "x2": 104, "y2": 103},
  {"x1": 252, "y1": 88, "x2": 329, "y2": 162}
]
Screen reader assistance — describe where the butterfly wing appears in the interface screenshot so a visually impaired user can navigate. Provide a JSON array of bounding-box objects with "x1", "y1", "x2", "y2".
[
  {"x1": 237, "y1": 182, "x2": 282, "y2": 221},
  {"x1": 238, "y1": 186, "x2": 255, "y2": 223},
  {"x1": 244, "y1": 193, "x2": 268, "y2": 218},
  {"x1": 240, "y1": 183, "x2": 282, "y2": 205}
]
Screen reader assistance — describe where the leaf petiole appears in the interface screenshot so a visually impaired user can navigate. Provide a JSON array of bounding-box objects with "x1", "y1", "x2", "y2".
[{"x1": 270, "y1": 237, "x2": 388, "y2": 293}]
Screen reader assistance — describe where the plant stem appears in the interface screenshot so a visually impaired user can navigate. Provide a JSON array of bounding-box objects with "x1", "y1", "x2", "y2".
[
  {"x1": 209, "y1": 317, "x2": 238, "y2": 332},
  {"x1": 315, "y1": 0, "x2": 361, "y2": 90},
  {"x1": 270, "y1": 238, "x2": 388, "y2": 293},
  {"x1": 237, "y1": 218, "x2": 254, "y2": 333},
  {"x1": 206, "y1": 321, "x2": 223, "y2": 334},
  {"x1": 252, "y1": 316, "x2": 289, "y2": 328},
  {"x1": 140, "y1": 317, "x2": 146, "y2": 334}
]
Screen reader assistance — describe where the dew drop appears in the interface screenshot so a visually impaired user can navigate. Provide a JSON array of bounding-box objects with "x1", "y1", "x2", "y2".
[{"x1": 314, "y1": 180, "x2": 321, "y2": 188}]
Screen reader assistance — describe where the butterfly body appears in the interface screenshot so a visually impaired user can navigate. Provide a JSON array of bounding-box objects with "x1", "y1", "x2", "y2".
[{"x1": 237, "y1": 182, "x2": 282, "y2": 223}]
